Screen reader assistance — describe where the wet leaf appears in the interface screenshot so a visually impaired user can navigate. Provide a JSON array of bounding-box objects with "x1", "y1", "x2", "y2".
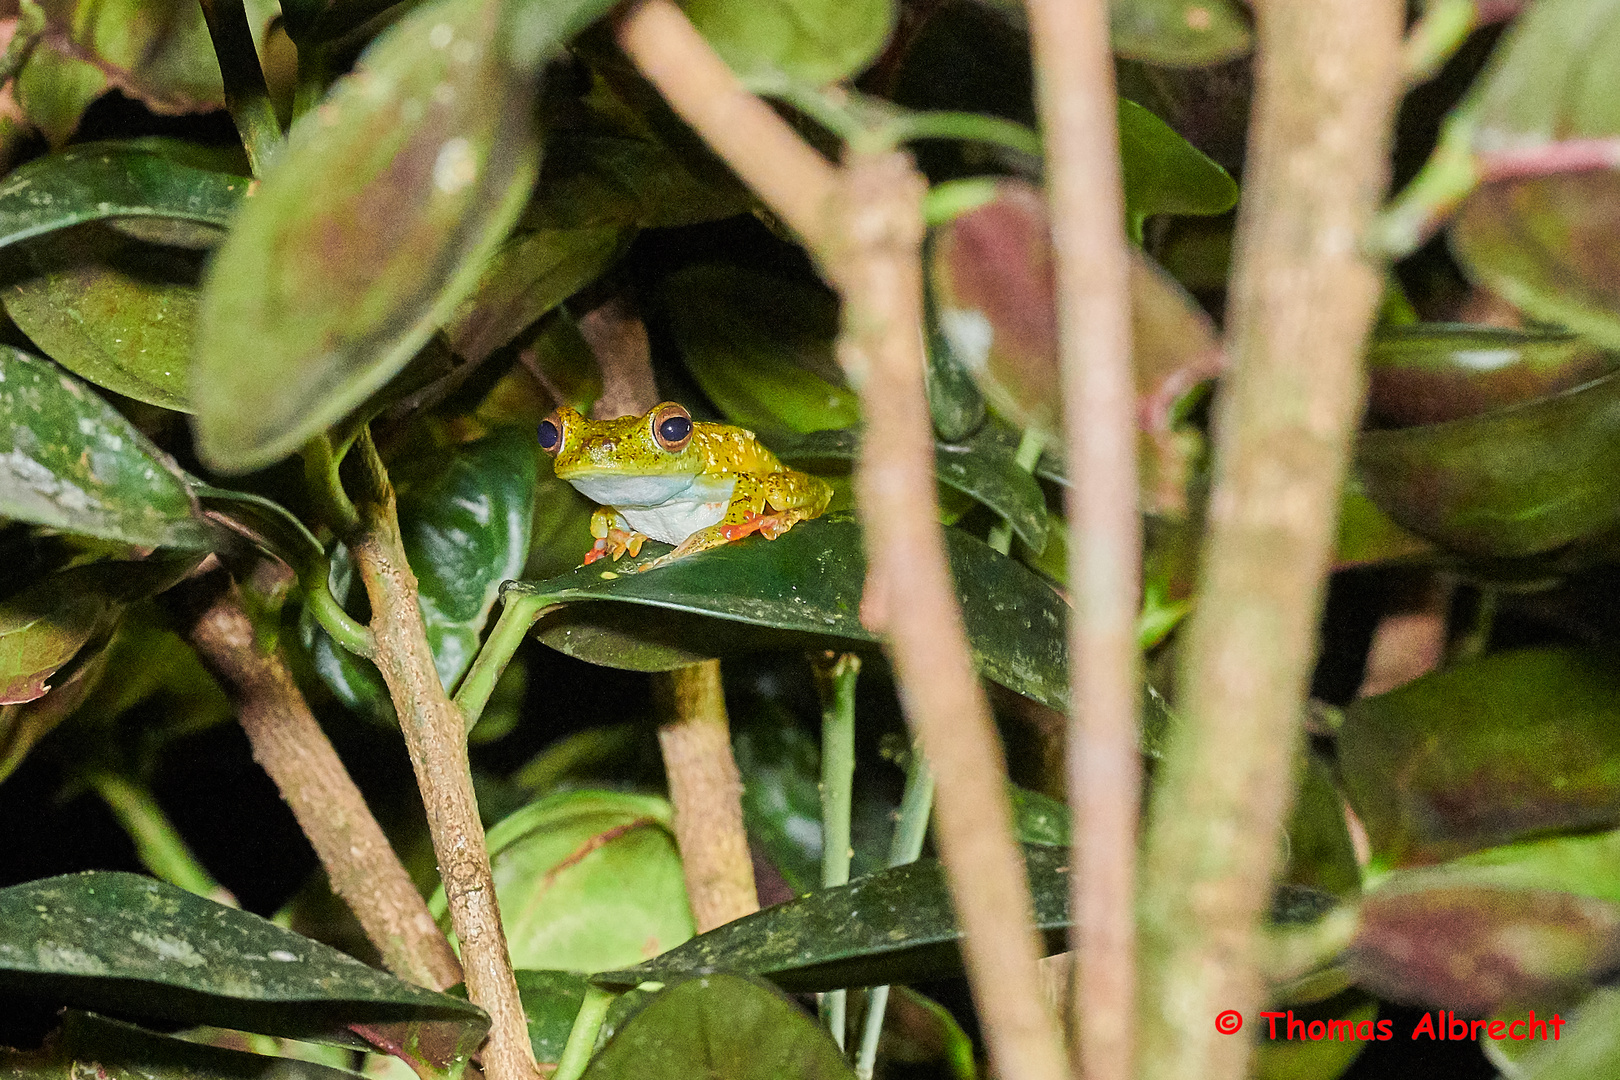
[
  {"x1": 1118, "y1": 98, "x2": 1238, "y2": 242},
  {"x1": 770, "y1": 424, "x2": 1048, "y2": 552},
  {"x1": 4, "y1": 223, "x2": 203, "y2": 412},
  {"x1": 431, "y1": 791, "x2": 692, "y2": 973},
  {"x1": 580, "y1": 974, "x2": 855, "y2": 1080},
  {"x1": 3, "y1": 1010, "x2": 367, "y2": 1080},
  {"x1": 509, "y1": 516, "x2": 1070, "y2": 712},
  {"x1": 193, "y1": 0, "x2": 542, "y2": 472},
  {"x1": 1447, "y1": 0, "x2": 1620, "y2": 348},
  {"x1": 18, "y1": 1, "x2": 223, "y2": 145},
  {"x1": 0, "y1": 347, "x2": 211, "y2": 549},
  {"x1": 444, "y1": 226, "x2": 628, "y2": 365},
  {"x1": 593, "y1": 845, "x2": 1071, "y2": 992},
  {"x1": 0, "y1": 872, "x2": 488, "y2": 1073},
  {"x1": 394, "y1": 428, "x2": 537, "y2": 691},
  {"x1": 1109, "y1": 0, "x2": 1252, "y2": 67},
  {"x1": 681, "y1": 0, "x2": 895, "y2": 85},
  {"x1": 1340, "y1": 648, "x2": 1620, "y2": 868},
  {"x1": 1354, "y1": 368, "x2": 1620, "y2": 558},
  {"x1": 661, "y1": 263, "x2": 860, "y2": 436},
  {"x1": 0, "y1": 143, "x2": 245, "y2": 252},
  {"x1": 1366, "y1": 324, "x2": 1618, "y2": 428}
]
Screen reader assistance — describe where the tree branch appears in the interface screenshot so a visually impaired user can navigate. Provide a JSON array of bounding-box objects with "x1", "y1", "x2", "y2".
[
  {"x1": 346, "y1": 432, "x2": 536, "y2": 1080},
  {"x1": 170, "y1": 568, "x2": 462, "y2": 991},
  {"x1": 1135, "y1": 3, "x2": 1404, "y2": 1078},
  {"x1": 1024, "y1": 0, "x2": 1142, "y2": 1073}
]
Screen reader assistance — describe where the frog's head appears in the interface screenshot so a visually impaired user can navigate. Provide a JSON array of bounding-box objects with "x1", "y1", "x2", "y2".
[{"x1": 539, "y1": 402, "x2": 703, "y2": 506}]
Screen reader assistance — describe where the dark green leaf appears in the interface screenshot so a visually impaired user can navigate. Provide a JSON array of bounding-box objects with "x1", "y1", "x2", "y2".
[
  {"x1": 1009, "y1": 784, "x2": 1069, "y2": 847},
  {"x1": 433, "y1": 791, "x2": 693, "y2": 972},
  {"x1": 509, "y1": 516, "x2": 1070, "y2": 711},
  {"x1": 193, "y1": 0, "x2": 540, "y2": 472},
  {"x1": 681, "y1": 0, "x2": 895, "y2": 85},
  {"x1": 0, "y1": 872, "x2": 488, "y2": 1073},
  {"x1": 580, "y1": 974, "x2": 855, "y2": 1080},
  {"x1": 3, "y1": 223, "x2": 203, "y2": 412},
  {"x1": 394, "y1": 428, "x2": 537, "y2": 690},
  {"x1": 1366, "y1": 324, "x2": 1618, "y2": 428},
  {"x1": 1448, "y1": 0, "x2": 1620, "y2": 348},
  {"x1": 1341, "y1": 648, "x2": 1620, "y2": 868},
  {"x1": 593, "y1": 845, "x2": 1071, "y2": 992},
  {"x1": 661, "y1": 263, "x2": 860, "y2": 436},
  {"x1": 279, "y1": 0, "x2": 405, "y2": 44},
  {"x1": 1354, "y1": 368, "x2": 1620, "y2": 558},
  {"x1": 3, "y1": 1011, "x2": 367, "y2": 1080},
  {"x1": 1118, "y1": 98, "x2": 1238, "y2": 242},
  {"x1": 0, "y1": 143, "x2": 244, "y2": 251},
  {"x1": 192, "y1": 485, "x2": 327, "y2": 579},
  {"x1": 1333, "y1": 482, "x2": 1436, "y2": 569},
  {"x1": 1284, "y1": 754, "x2": 1360, "y2": 897},
  {"x1": 1108, "y1": 0, "x2": 1251, "y2": 67},
  {"x1": 770, "y1": 425, "x2": 1048, "y2": 552},
  {"x1": 0, "y1": 347, "x2": 212, "y2": 549}
]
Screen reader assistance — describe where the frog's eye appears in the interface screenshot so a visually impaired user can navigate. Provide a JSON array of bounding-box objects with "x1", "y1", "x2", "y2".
[
  {"x1": 652, "y1": 403, "x2": 693, "y2": 452},
  {"x1": 537, "y1": 415, "x2": 562, "y2": 453}
]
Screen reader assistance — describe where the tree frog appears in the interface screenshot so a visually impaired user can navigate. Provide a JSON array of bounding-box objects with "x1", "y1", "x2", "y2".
[{"x1": 539, "y1": 402, "x2": 833, "y2": 571}]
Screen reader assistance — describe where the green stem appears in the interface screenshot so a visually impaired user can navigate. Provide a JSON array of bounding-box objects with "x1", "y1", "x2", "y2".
[
  {"x1": 855, "y1": 749, "x2": 936, "y2": 1080},
  {"x1": 814, "y1": 653, "x2": 861, "y2": 1048},
  {"x1": 1370, "y1": 112, "x2": 1480, "y2": 259},
  {"x1": 302, "y1": 434, "x2": 361, "y2": 536},
  {"x1": 0, "y1": 2, "x2": 46, "y2": 89},
  {"x1": 988, "y1": 428, "x2": 1048, "y2": 556},
  {"x1": 555, "y1": 985, "x2": 616, "y2": 1080},
  {"x1": 88, "y1": 772, "x2": 228, "y2": 901},
  {"x1": 453, "y1": 590, "x2": 550, "y2": 731},
  {"x1": 1403, "y1": 0, "x2": 1478, "y2": 85},
  {"x1": 1447, "y1": 584, "x2": 1496, "y2": 665},
  {"x1": 306, "y1": 553, "x2": 376, "y2": 658},
  {"x1": 879, "y1": 110, "x2": 1042, "y2": 158},
  {"x1": 290, "y1": 39, "x2": 328, "y2": 124},
  {"x1": 197, "y1": 0, "x2": 283, "y2": 176}
]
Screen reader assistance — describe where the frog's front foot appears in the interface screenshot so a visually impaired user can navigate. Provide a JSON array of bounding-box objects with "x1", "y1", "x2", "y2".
[{"x1": 583, "y1": 528, "x2": 647, "y2": 566}]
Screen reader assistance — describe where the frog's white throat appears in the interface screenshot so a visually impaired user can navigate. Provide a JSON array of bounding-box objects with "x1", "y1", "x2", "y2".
[{"x1": 567, "y1": 473, "x2": 738, "y2": 547}]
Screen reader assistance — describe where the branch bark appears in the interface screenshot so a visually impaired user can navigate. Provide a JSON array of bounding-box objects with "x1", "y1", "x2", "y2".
[
  {"x1": 656, "y1": 661, "x2": 759, "y2": 932},
  {"x1": 1024, "y1": 0, "x2": 1142, "y2": 1073},
  {"x1": 1135, "y1": 3, "x2": 1404, "y2": 1079},
  {"x1": 830, "y1": 151, "x2": 1069, "y2": 1080},
  {"x1": 347, "y1": 434, "x2": 536, "y2": 1080},
  {"x1": 170, "y1": 568, "x2": 462, "y2": 991}
]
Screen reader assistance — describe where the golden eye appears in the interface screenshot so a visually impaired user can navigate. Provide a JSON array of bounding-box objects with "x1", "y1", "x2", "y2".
[{"x1": 651, "y1": 403, "x2": 693, "y2": 452}]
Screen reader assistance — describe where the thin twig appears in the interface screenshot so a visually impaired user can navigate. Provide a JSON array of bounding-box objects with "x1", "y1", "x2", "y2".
[
  {"x1": 346, "y1": 430, "x2": 536, "y2": 1080},
  {"x1": 830, "y1": 149, "x2": 1069, "y2": 1080},
  {"x1": 169, "y1": 569, "x2": 462, "y2": 990},
  {"x1": 197, "y1": 0, "x2": 283, "y2": 175},
  {"x1": 814, "y1": 653, "x2": 860, "y2": 1048},
  {"x1": 1135, "y1": 3, "x2": 1404, "y2": 1079},
  {"x1": 614, "y1": 0, "x2": 838, "y2": 252},
  {"x1": 1023, "y1": 0, "x2": 1142, "y2": 1074},
  {"x1": 656, "y1": 661, "x2": 759, "y2": 932},
  {"x1": 88, "y1": 771, "x2": 233, "y2": 904}
]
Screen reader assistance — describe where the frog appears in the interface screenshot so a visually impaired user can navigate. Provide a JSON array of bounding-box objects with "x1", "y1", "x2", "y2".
[{"x1": 539, "y1": 401, "x2": 833, "y2": 572}]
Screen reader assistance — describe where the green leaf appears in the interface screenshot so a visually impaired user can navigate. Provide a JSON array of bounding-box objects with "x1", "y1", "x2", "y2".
[
  {"x1": 193, "y1": 0, "x2": 541, "y2": 472},
  {"x1": 1333, "y1": 481, "x2": 1436, "y2": 569},
  {"x1": 769, "y1": 424, "x2": 1048, "y2": 552},
  {"x1": 594, "y1": 845, "x2": 1070, "y2": 992},
  {"x1": 1284, "y1": 754, "x2": 1361, "y2": 898},
  {"x1": 395, "y1": 428, "x2": 537, "y2": 690},
  {"x1": 0, "y1": 872, "x2": 488, "y2": 1075},
  {"x1": 661, "y1": 263, "x2": 860, "y2": 436},
  {"x1": 19, "y1": 2, "x2": 224, "y2": 145},
  {"x1": 580, "y1": 974, "x2": 855, "y2": 1080},
  {"x1": 1366, "y1": 324, "x2": 1618, "y2": 428},
  {"x1": 3, "y1": 223, "x2": 202, "y2": 412},
  {"x1": 0, "y1": 347, "x2": 212, "y2": 549},
  {"x1": 1354, "y1": 368, "x2": 1620, "y2": 558},
  {"x1": 1491, "y1": 986, "x2": 1620, "y2": 1080},
  {"x1": 279, "y1": 0, "x2": 406, "y2": 44},
  {"x1": 0, "y1": 143, "x2": 245, "y2": 252},
  {"x1": 510, "y1": 516, "x2": 1070, "y2": 712},
  {"x1": 1108, "y1": 0, "x2": 1252, "y2": 67},
  {"x1": 432, "y1": 791, "x2": 694, "y2": 973},
  {"x1": 1341, "y1": 648, "x2": 1620, "y2": 868},
  {"x1": 681, "y1": 0, "x2": 895, "y2": 85},
  {"x1": 1009, "y1": 784, "x2": 1069, "y2": 847},
  {"x1": 1251, "y1": 993, "x2": 1376, "y2": 1080},
  {"x1": 1447, "y1": 0, "x2": 1620, "y2": 349},
  {"x1": 444, "y1": 226, "x2": 629, "y2": 365},
  {"x1": 3, "y1": 1010, "x2": 369, "y2": 1080},
  {"x1": 512, "y1": 970, "x2": 651, "y2": 1064},
  {"x1": 1118, "y1": 98, "x2": 1238, "y2": 243}
]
